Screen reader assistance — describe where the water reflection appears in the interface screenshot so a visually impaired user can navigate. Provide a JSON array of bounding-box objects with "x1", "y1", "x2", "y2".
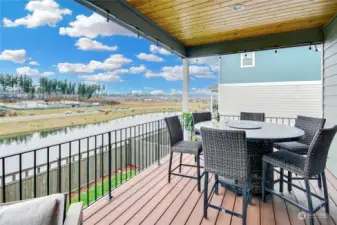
[{"x1": 0, "y1": 121, "x2": 111, "y2": 145}]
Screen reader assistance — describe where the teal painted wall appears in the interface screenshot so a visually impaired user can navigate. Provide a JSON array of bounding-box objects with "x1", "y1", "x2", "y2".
[{"x1": 219, "y1": 46, "x2": 321, "y2": 84}]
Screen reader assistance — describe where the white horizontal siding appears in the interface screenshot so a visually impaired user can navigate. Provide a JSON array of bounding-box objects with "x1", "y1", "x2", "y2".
[
  {"x1": 324, "y1": 16, "x2": 337, "y2": 175},
  {"x1": 218, "y1": 81, "x2": 322, "y2": 118}
]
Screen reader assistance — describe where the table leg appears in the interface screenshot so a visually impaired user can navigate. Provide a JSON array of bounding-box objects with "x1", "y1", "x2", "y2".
[{"x1": 247, "y1": 141, "x2": 274, "y2": 195}]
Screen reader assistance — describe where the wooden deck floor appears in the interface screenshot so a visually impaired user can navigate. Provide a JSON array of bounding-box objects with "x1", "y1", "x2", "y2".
[{"x1": 83, "y1": 154, "x2": 337, "y2": 225}]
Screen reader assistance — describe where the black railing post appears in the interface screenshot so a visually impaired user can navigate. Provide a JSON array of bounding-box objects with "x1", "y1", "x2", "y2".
[
  {"x1": 157, "y1": 120, "x2": 160, "y2": 165},
  {"x1": 2, "y1": 158, "x2": 6, "y2": 203},
  {"x1": 68, "y1": 142, "x2": 72, "y2": 204},
  {"x1": 33, "y1": 150, "x2": 37, "y2": 198},
  {"x1": 58, "y1": 144, "x2": 62, "y2": 193},
  {"x1": 108, "y1": 132, "x2": 112, "y2": 200},
  {"x1": 46, "y1": 148, "x2": 50, "y2": 196},
  {"x1": 19, "y1": 154, "x2": 22, "y2": 200}
]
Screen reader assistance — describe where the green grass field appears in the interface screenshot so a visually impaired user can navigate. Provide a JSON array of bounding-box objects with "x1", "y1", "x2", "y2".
[{"x1": 70, "y1": 169, "x2": 137, "y2": 208}]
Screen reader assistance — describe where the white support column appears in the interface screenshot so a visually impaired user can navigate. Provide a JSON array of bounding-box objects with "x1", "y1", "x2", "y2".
[
  {"x1": 182, "y1": 58, "x2": 189, "y2": 140},
  {"x1": 182, "y1": 58, "x2": 189, "y2": 113},
  {"x1": 210, "y1": 91, "x2": 213, "y2": 113}
]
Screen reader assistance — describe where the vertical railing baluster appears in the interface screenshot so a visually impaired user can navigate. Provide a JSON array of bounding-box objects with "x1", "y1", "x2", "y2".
[
  {"x1": 133, "y1": 126, "x2": 136, "y2": 176},
  {"x1": 108, "y1": 132, "x2": 112, "y2": 200},
  {"x1": 138, "y1": 125, "x2": 140, "y2": 174},
  {"x1": 33, "y1": 151, "x2": 37, "y2": 198},
  {"x1": 120, "y1": 129, "x2": 122, "y2": 185},
  {"x1": 146, "y1": 123, "x2": 148, "y2": 168},
  {"x1": 68, "y1": 142, "x2": 72, "y2": 204},
  {"x1": 86, "y1": 138, "x2": 90, "y2": 205},
  {"x1": 142, "y1": 124, "x2": 144, "y2": 170},
  {"x1": 125, "y1": 128, "x2": 128, "y2": 181},
  {"x1": 94, "y1": 135, "x2": 97, "y2": 201},
  {"x1": 2, "y1": 158, "x2": 6, "y2": 203},
  {"x1": 78, "y1": 140, "x2": 81, "y2": 202},
  {"x1": 157, "y1": 120, "x2": 160, "y2": 165},
  {"x1": 46, "y1": 148, "x2": 49, "y2": 197},
  {"x1": 101, "y1": 134, "x2": 104, "y2": 195},
  {"x1": 130, "y1": 126, "x2": 133, "y2": 177},
  {"x1": 58, "y1": 144, "x2": 62, "y2": 193},
  {"x1": 114, "y1": 131, "x2": 117, "y2": 188}
]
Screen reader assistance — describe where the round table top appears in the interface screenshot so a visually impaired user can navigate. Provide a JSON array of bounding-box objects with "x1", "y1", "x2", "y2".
[{"x1": 195, "y1": 120, "x2": 305, "y2": 142}]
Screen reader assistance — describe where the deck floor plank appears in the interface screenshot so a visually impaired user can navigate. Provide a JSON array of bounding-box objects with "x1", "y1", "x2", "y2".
[{"x1": 83, "y1": 154, "x2": 337, "y2": 225}]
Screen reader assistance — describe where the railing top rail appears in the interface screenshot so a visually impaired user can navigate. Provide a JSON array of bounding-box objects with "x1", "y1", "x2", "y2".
[{"x1": 0, "y1": 117, "x2": 168, "y2": 160}]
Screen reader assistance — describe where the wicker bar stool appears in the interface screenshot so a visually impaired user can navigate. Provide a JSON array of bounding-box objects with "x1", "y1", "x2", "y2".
[
  {"x1": 192, "y1": 112, "x2": 212, "y2": 141},
  {"x1": 274, "y1": 115, "x2": 326, "y2": 191},
  {"x1": 165, "y1": 116, "x2": 204, "y2": 192},
  {"x1": 201, "y1": 127, "x2": 252, "y2": 225},
  {"x1": 240, "y1": 112, "x2": 265, "y2": 121},
  {"x1": 262, "y1": 125, "x2": 337, "y2": 225}
]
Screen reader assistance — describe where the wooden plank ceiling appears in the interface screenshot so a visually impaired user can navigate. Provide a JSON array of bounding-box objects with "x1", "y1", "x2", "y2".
[{"x1": 126, "y1": 0, "x2": 337, "y2": 47}]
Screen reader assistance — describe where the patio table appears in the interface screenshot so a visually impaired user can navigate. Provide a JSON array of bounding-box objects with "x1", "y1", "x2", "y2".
[{"x1": 195, "y1": 120, "x2": 305, "y2": 194}]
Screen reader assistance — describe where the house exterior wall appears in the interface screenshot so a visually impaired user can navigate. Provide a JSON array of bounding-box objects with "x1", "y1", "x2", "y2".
[
  {"x1": 220, "y1": 46, "x2": 321, "y2": 84},
  {"x1": 218, "y1": 46, "x2": 322, "y2": 118},
  {"x1": 323, "y1": 15, "x2": 337, "y2": 175}
]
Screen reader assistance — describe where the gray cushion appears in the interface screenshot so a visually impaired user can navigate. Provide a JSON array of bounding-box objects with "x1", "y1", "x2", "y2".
[
  {"x1": 263, "y1": 150, "x2": 306, "y2": 176},
  {"x1": 172, "y1": 141, "x2": 202, "y2": 155},
  {"x1": 0, "y1": 195, "x2": 59, "y2": 225},
  {"x1": 274, "y1": 141, "x2": 309, "y2": 155}
]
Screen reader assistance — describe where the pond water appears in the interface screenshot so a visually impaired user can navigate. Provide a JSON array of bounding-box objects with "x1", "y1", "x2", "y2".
[{"x1": 0, "y1": 112, "x2": 179, "y2": 175}]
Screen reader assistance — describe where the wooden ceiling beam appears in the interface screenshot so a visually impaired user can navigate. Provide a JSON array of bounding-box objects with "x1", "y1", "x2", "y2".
[{"x1": 186, "y1": 27, "x2": 324, "y2": 58}]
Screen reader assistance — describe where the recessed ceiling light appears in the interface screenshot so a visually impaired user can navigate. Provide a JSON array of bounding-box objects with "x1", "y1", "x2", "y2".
[{"x1": 232, "y1": 4, "x2": 245, "y2": 12}]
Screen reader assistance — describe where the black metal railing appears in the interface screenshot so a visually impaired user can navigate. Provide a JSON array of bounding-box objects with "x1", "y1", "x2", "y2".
[
  {"x1": 220, "y1": 115, "x2": 296, "y2": 126},
  {"x1": 0, "y1": 118, "x2": 172, "y2": 208}
]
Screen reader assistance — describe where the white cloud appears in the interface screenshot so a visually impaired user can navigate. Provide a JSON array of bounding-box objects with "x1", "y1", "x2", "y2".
[
  {"x1": 59, "y1": 13, "x2": 134, "y2": 38},
  {"x1": 129, "y1": 65, "x2": 147, "y2": 73},
  {"x1": 3, "y1": 0, "x2": 71, "y2": 28},
  {"x1": 29, "y1": 61, "x2": 40, "y2": 66},
  {"x1": 190, "y1": 56, "x2": 219, "y2": 73},
  {"x1": 170, "y1": 89, "x2": 182, "y2": 95},
  {"x1": 136, "y1": 53, "x2": 164, "y2": 62},
  {"x1": 0, "y1": 49, "x2": 27, "y2": 63},
  {"x1": 145, "y1": 65, "x2": 215, "y2": 81},
  {"x1": 191, "y1": 88, "x2": 211, "y2": 95},
  {"x1": 132, "y1": 90, "x2": 144, "y2": 95},
  {"x1": 83, "y1": 81, "x2": 98, "y2": 86},
  {"x1": 79, "y1": 70, "x2": 128, "y2": 82},
  {"x1": 150, "y1": 90, "x2": 165, "y2": 95},
  {"x1": 58, "y1": 63, "x2": 93, "y2": 74},
  {"x1": 75, "y1": 37, "x2": 117, "y2": 51},
  {"x1": 16, "y1": 66, "x2": 53, "y2": 77},
  {"x1": 58, "y1": 54, "x2": 132, "y2": 74},
  {"x1": 42, "y1": 71, "x2": 54, "y2": 76},
  {"x1": 149, "y1": 45, "x2": 171, "y2": 55}
]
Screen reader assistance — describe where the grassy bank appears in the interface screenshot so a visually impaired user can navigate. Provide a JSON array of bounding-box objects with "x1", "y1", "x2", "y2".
[
  {"x1": 71, "y1": 170, "x2": 136, "y2": 208},
  {"x1": 0, "y1": 108, "x2": 172, "y2": 138},
  {"x1": 0, "y1": 101, "x2": 207, "y2": 138}
]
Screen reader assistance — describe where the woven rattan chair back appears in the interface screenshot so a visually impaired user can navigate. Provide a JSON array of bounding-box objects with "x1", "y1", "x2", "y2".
[
  {"x1": 304, "y1": 125, "x2": 337, "y2": 177},
  {"x1": 165, "y1": 116, "x2": 184, "y2": 147},
  {"x1": 240, "y1": 112, "x2": 265, "y2": 122},
  {"x1": 201, "y1": 127, "x2": 249, "y2": 181},
  {"x1": 192, "y1": 112, "x2": 212, "y2": 125},
  {"x1": 295, "y1": 115, "x2": 326, "y2": 146}
]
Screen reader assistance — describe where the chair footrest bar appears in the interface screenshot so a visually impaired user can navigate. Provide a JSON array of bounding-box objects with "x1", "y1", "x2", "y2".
[
  {"x1": 171, "y1": 171, "x2": 205, "y2": 180},
  {"x1": 265, "y1": 187, "x2": 311, "y2": 213},
  {"x1": 208, "y1": 204, "x2": 242, "y2": 218},
  {"x1": 265, "y1": 187, "x2": 328, "y2": 214},
  {"x1": 180, "y1": 164, "x2": 205, "y2": 168},
  {"x1": 272, "y1": 179, "x2": 325, "y2": 201}
]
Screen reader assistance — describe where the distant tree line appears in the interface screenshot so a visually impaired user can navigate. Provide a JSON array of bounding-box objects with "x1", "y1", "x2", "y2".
[{"x1": 0, "y1": 74, "x2": 105, "y2": 99}]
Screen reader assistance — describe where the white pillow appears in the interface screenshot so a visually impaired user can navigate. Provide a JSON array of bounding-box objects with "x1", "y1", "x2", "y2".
[{"x1": 0, "y1": 194, "x2": 65, "y2": 225}]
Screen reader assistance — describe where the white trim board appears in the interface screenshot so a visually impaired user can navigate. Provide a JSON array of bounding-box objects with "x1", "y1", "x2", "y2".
[{"x1": 219, "y1": 81, "x2": 321, "y2": 87}]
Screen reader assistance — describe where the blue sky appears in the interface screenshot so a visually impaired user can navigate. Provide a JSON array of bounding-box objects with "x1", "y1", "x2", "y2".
[{"x1": 0, "y1": 0, "x2": 218, "y2": 95}]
